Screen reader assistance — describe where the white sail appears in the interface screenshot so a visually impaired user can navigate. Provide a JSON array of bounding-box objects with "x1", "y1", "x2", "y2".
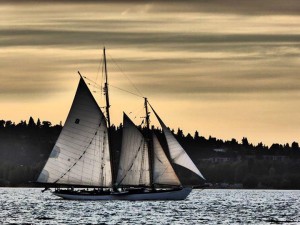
[
  {"x1": 37, "y1": 77, "x2": 112, "y2": 187},
  {"x1": 151, "y1": 106, "x2": 205, "y2": 180},
  {"x1": 153, "y1": 133, "x2": 181, "y2": 186},
  {"x1": 116, "y1": 113, "x2": 150, "y2": 186}
]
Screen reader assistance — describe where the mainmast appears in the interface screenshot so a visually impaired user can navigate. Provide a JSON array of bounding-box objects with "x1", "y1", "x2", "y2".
[
  {"x1": 103, "y1": 47, "x2": 111, "y2": 127},
  {"x1": 144, "y1": 97, "x2": 154, "y2": 187},
  {"x1": 103, "y1": 47, "x2": 116, "y2": 189}
]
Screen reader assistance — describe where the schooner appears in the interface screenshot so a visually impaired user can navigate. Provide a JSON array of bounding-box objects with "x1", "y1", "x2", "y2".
[{"x1": 37, "y1": 48, "x2": 205, "y2": 200}]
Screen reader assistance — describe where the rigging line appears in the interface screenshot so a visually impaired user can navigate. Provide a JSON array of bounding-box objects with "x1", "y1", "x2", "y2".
[
  {"x1": 70, "y1": 119, "x2": 105, "y2": 130},
  {"x1": 55, "y1": 144, "x2": 104, "y2": 163},
  {"x1": 48, "y1": 155, "x2": 105, "y2": 171},
  {"x1": 93, "y1": 51, "x2": 103, "y2": 94},
  {"x1": 83, "y1": 76, "x2": 102, "y2": 90},
  {"x1": 48, "y1": 162, "x2": 100, "y2": 178},
  {"x1": 65, "y1": 120, "x2": 105, "y2": 131},
  {"x1": 47, "y1": 166, "x2": 102, "y2": 182},
  {"x1": 100, "y1": 130, "x2": 107, "y2": 185},
  {"x1": 117, "y1": 139, "x2": 145, "y2": 185},
  {"x1": 155, "y1": 167, "x2": 168, "y2": 181},
  {"x1": 84, "y1": 74, "x2": 144, "y2": 99},
  {"x1": 127, "y1": 105, "x2": 144, "y2": 122},
  {"x1": 65, "y1": 124, "x2": 103, "y2": 134},
  {"x1": 51, "y1": 152, "x2": 105, "y2": 167},
  {"x1": 101, "y1": 54, "x2": 104, "y2": 97},
  {"x1": 139, "y1": 141, "x2": 147, "y2": 185},
  {"x1": 107, "y1": 53, "x2": 144, "y2": 97},
  {"x1": 62, "y1": 128, "x2": 101, "y2": 139},
  {"x1": 109, "y1": 84, "x2": 144, "y2": 98},
  {"x1": 53, "y1": 123, "x2": 103, "y2": 184}
]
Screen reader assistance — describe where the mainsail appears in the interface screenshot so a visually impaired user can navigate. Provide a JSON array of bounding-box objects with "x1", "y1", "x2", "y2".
[
  {"x1": 153, "y1": 133, "x2": 181, "y2": 186},
  {"x1": 37, "y1": 77, "x2": 112, "y2": 187},
  {"x1": 150, "y1": 106, "x2": 205, "y2": 180},
  {"x1": 116, "y1": 113, "x2": 150, "y2": 186}
]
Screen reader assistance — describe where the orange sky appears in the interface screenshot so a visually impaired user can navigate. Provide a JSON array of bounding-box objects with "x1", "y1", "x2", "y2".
[{"x1": 0, "y1": 1, "x2": 300, "y2": 146}]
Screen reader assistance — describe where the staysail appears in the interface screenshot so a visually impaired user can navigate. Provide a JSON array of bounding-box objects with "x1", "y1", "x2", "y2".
[
  {"x1": 116, "y1": 113, "x2": 150, "y2": 186},
  {"x1": 150, "y1": 105, "x2": 205, "y2": 180},
  {"x1": 153, "y1": 133, "x2": 181, "y2": 186},
  {"x1": 37, "y1": 77, "x2": 112, "y2": 187}
]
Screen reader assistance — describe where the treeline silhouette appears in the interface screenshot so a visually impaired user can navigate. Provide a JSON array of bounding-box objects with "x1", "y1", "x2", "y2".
[{"x1": 1, "y1": 117, "x2": 300, "y2": 189}]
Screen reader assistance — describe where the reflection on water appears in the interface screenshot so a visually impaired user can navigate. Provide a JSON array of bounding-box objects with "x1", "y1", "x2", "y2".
[{"x1": 0, "y1": 188, "x2": 300, "y2": 224}]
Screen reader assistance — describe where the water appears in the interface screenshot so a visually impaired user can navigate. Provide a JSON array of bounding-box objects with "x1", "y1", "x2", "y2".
[{"x1": 0, "y1": 188, "x2": 300, "y2": 224}]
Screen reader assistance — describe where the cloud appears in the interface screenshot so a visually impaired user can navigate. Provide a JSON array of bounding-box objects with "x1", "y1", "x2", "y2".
[
  {"x1": 0, "y1": 4, "x2": 299, "y2": 100},
  {"x1": 0, "y1": 1, "x2": 300, "y2": 145},
  {"x1": 2, "y1": 0, "x2": 300, "y2": 15},
  {"x1": 1, "y1": 29, "x2": 300, "y2": 48}
]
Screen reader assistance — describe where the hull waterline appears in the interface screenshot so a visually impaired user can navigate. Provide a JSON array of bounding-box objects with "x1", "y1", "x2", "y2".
[{"x1": 53, "y1": 188, "x2": 192, "y2": 200}]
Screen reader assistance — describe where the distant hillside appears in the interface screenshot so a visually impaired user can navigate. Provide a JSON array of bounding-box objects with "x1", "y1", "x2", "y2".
[{"x1": 1, "y1": 117, "x2": 300, "y2": 189}]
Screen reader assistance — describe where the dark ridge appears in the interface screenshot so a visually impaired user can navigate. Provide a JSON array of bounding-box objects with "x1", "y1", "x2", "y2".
[{"x1": 1, "y1": 117, "x2": 300, "y2": 189}]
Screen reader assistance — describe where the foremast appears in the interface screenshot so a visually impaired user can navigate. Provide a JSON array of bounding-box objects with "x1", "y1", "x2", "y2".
[
  {"x1": 103, "y1": 47, "x2": 116, "y2": 189},
  {"x1": 148, "y1": 103, "x2": 205, "y2": 181},
  {"x1": 145, "y1": 99, "x2": 181, "y2": 188},
  {"x1": 144, "y1": 97, "x2": 154, "y2": 189}
]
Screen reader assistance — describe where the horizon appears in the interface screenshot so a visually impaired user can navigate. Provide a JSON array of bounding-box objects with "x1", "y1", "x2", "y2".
[
  {"x1": 0, "y1": 1, "x2": 300, "y2": 146},
  {"x1": 1, "y1": 115, "x2": 299, "y2": 148}
]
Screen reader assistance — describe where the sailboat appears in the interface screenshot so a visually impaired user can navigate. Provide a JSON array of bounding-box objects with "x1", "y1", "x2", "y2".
[{"x1": 36, "y1": 48, "x2": 205, "y2": 200}]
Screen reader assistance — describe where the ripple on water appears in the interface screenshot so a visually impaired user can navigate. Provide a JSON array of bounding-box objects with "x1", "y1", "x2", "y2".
[{"x1": 1, "y1": 188, "x2": 300, "y2": 224}]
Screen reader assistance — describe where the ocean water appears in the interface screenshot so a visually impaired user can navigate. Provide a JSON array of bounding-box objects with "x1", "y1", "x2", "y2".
[{"x1": 0, "y1": 188, "x2": 300, "y2": 224}]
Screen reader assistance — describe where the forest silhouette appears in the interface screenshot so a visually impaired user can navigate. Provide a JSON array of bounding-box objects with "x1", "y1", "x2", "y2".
[{"x1": 1, "y1": 117, "x2": 300, "y2": 189}]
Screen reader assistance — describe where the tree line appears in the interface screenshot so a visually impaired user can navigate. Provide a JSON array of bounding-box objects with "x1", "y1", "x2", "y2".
[{"x1": 0, "y1": 117, "x2": 300, "y2": 189}]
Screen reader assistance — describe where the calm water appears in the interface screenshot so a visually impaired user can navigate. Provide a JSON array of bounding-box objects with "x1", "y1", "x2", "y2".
[{"x1": 0, "y1": 188, "x2": 300, "y2": 224}]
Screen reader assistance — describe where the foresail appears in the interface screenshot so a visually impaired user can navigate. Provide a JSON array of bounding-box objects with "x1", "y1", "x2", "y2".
[
  {"x1": 37, "y1": 77, "x2": 112, "y2": 187},
  {"x1": 116, "y1": 113, "x2": 150, "y2": 186},
  {"x1": 150, "y1": 106, "x2": 205, "y2": 180},
  {"x1": 153, "y1": 133, "x2": 181, "y2": 186}
]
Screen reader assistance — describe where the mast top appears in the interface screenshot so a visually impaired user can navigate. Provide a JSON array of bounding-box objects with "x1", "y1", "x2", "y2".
[{"x1": 144, "y1": 97, "x2": 150, "y2": 131}]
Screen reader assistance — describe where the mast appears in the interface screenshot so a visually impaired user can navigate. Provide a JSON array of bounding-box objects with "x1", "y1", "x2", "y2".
[
  {"x1": 144, "y1": 98, "x2": 150, "y2": 131},
  {"x1": 144, "y1": 97, "x2": 154, "y2": 187},
  {"x1": 149, "y1": 103, "x2": 205, "y2": 180},
  {"x1": 103, "y1": 47, "x2": 116, "y2": 189},
  {"x1": 103, "y1": 47, "x2": 111, "y2": 127}
]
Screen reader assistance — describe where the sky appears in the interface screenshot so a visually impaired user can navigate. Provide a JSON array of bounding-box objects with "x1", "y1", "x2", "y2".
[{"x1": 0, "y1": 0, "x2": 300, "y2": 146}]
